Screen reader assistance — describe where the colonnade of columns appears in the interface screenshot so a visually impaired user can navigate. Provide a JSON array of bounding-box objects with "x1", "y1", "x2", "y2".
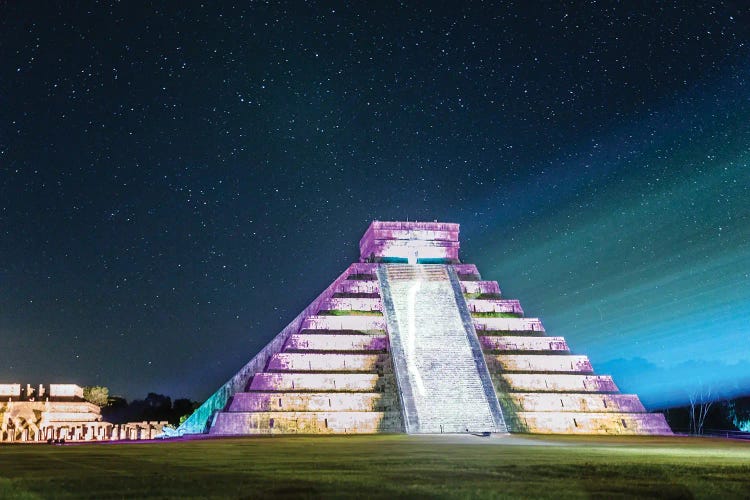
[{"x1": 1, "y1": 421, "x2": 168, "y2": 443}]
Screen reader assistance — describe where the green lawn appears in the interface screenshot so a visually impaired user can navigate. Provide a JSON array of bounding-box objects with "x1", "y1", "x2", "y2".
[{"x1": 1, "y1": 434, "x2": 749, "y2": 499}]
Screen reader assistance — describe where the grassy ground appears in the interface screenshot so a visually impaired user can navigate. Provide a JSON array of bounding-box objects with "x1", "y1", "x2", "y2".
[{"x1": 1, "y1": 434, "x2": 749, "y2": 499}]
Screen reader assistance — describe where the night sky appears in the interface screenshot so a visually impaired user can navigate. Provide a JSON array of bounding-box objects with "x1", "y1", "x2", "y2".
[{"x1": 2, "y1": 2, "x2": 749, "y2": 408}]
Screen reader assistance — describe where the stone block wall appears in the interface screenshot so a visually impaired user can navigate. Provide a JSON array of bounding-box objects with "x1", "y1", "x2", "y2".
[
  {"x1": 208, "y1": 264, "x2": 403, "y2": 435},
  {"x1": 180, "y1": 221, "x2": 671, "y2": 437},
  {"x1": 300, "y1": 315, "x2": 386, "y2": 332},
  {"x1": 486, "y1": 354, "x2": 594, "y2": 373},
  {"x1": 460, "y1": 281, "x2": 501, "y2": 295},
  {"x1": 0, "y1": 384, "x2": 21, "y2": 398},
  {"x1": 0, "y1": 398, "x2": 168, "y2": 443},
  {"x1": 479, "y1": 336, "x2": 569, "y2": 351},
  {"x1": 318, "y1": 297, "x2": 383, "y2": 312},
  {"x1": 462, "y1": 268, "x2": 672, "y2": 435},
  {"x1": 359, "y1": 221, "x2": 460, "y2": 263},
  {"x1": 466, "y1": 298, "x2": 523, "y2": 315},
  {"x1": 473, "y1": 317, "x2": 545, "y2": 334},
  {"x1": 49, "y1": 384, "x2": 84, "y2": 399},
  {"x1": 284, "y1": 333, "x2": 388, "y2": 352},
  {"x1": 177, "y1": 263, "x2": 376, "y2": 435}
]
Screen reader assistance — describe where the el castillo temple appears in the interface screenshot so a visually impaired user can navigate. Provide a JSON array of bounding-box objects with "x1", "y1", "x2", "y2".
[{"x1": 176, "y1": 221, "x2": 671, "y2": 436}]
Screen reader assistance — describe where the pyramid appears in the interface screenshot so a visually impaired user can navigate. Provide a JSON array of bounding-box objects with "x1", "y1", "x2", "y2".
[{"x1": 177, "y1": 221, "x2": 671, "y2": 436}]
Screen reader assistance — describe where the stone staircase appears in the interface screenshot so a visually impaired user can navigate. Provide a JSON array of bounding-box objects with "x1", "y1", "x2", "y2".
[{"x1": 378, "y1": 264, "x2": 506, "y2": 433}]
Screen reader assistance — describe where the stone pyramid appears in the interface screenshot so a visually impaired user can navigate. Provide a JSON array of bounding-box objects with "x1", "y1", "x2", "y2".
[{"x1": 177, "y1": 221, "x2": 671, "y2": 436}]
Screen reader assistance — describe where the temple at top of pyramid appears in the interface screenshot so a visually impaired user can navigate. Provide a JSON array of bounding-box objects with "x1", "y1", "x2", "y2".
[
  {"x1": 175, "y1": 221, "x2": 671, "y2": 436},
  {"x1": 359, "y1": 221, "x2": 460, "y2": 263}
]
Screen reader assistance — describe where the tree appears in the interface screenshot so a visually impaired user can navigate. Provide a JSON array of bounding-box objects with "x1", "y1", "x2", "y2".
[
  {"x1": 82, "y1": 386, "x2": 110, "y2": 407},
  {"x1": 143, "y1": 393, "x2": 172, "y2": 421},
  {"x1": 728, "y1": 396, "x2": 750, "y2": 432},
  {"x1": 97, "y1": 392, "x2": 203, "y2": 425},
  {"x1": 688, "y1": 386, "x2": 713, "y2": 435},
  {"x1": 173, "y1": 398, "x2": 199, "y2": 426}
]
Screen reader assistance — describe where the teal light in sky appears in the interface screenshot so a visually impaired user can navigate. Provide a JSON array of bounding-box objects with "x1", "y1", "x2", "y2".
[{"x1": 469, "y1": 63, "x2": 750, "y2": 409}]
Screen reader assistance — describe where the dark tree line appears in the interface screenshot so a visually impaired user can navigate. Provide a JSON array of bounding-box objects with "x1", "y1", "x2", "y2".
[
  {"x1": 662, "y1": 395, "x2": 750, "y2": 435},
  {"x1": 101, "y1": 393, "x2": 201, "y2": 426}
]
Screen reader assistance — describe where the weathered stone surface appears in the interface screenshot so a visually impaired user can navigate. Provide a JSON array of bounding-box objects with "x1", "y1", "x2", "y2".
[
  {"x1": 379, "y1": 264, "x2": 505, "y2": 433},
  {"x1": 452, "y1": 264, "x2": 480, "y2": 276},
  {"x1": 284, "y1": 334, "x2": 388, "y2": 352},
  {"x1": 498, "y1": 374, "x2": 619, "y2": 392},
  {"x1": 178, "y1": 263, "x2": 369, "y2": 435},
  {"x1": 49, "y1": 384, "x2": 84, "y2": 398},
  {"x1": 466, "y1": 298, "x2": 523, "y2": 314},
  {"x1": 0, "y1": 384, "x2": 21, "y2": 398},
  {"x1": 185, "y1": 220, "x2": 670, "y2": 437},
  {"x1": 507, "y1": 393, "x2": 646, "y2": 413},
  {"x1": 335, "y1": 280, "x2": 379, "y2": 295},
  {"x1": 318, "y1": 296, "x2": 383, "y2": 312},
  {"x1": 359, "y1": 221, "x2": 460, "y2": 263},
  {"x1": 486, "y1": 354, "x2": 593, "y2": 373},
  {"x1": 473, "y1": 317, "x2": 545, "y2": 333},
  {"x1": 248, "y1": 372, "x2": 383, "y2": 392},
  {"x1": 479, "y1": 336, "x2": 569, "y2": 351},
  {"x1": 0, "y1": 384, "x2": 167, "y2": 443},
  {"x1": 515, "y1": 411, "x2": 672, "y2": 435},
  {"x1": 301, "y1": 315, "x2": 386, "y2": 332},
  {"x1": 460, "y1": 281, "x2": 501, "y2": 295},
  {"x1": 228, "y1": 392, "x2": 398, "y2": 412},
  {"x1": 267, "y1": 353, "x2": 387, "y2": 372},
  {"x1": 211, "y1": 411, "x2": 402, "y2": 435}
]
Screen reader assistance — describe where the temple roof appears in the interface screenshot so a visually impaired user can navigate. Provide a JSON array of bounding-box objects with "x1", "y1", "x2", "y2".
[{"x1": 359, "y1": 221, "x2": 460, "y2": 263}]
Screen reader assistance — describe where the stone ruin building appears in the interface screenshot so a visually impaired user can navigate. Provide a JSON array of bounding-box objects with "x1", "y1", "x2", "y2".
[
  {"x1": 0, "y1": 383, "x2": 167, "y2": 443},
  {"x1": 175, "y1": 221, "x2": 671, "y2": 437}
]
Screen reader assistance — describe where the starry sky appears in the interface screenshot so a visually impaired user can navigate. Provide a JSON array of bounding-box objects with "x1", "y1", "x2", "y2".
[{"x1": 1, "y1": 2, "x2": 749, "y2": 408}]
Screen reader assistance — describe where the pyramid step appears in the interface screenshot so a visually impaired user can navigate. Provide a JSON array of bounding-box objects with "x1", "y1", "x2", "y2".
[
  {"x1": 474, "y1": 317, "x2": 544, "y2": 333},
  {"x1": 318, "y1": 296, "x2": 383, "y2": 312},
  {"x1": 479, "y1": 336, "x2": 569, "y2": 352},
  {"x1": 301, "y1": 315, "x2": 386, "y2": 332},
  {"x1": 335, "y1": 280, "x2": 380, "y2": 295},
  {"x1": 267, "y1": 353, "x2": 388, "y2": 372},
  {"x1": 347, "y1": 263, "x2": 379, "y2": 275},
  {"x1": 284, "y1": 333, "x2": 388, "y2": 352},
  {"x1": 466, "y1": 299, "x2": 523, "y2": 315},
  {"x1": 503, "y1": 393, "x2": 646, "y2": 413},
  {"x1": 460, "y1": 281, "x2": 501, "y2": 295},
  {"x1": 228, "y1": 392, "x2": 398, "y2": 412},
  {"x1": 248, "y1": 372, "x2": 388, "y2": 392},
  {"x1": 514, "y1": 411, "x2": 672, "y2": 435},
  {"x1": 486, "y1": 354, "x2": 593, "y2": 374},
  {"x1": 496, "y1": 373, "x2": 619, "y2": 393},
  {"x1": 210, "y1": 411, "x2": 402, "y2": 435},
  {"x1": 453, "y1": 264, "x2": 480, "y2": 276}
]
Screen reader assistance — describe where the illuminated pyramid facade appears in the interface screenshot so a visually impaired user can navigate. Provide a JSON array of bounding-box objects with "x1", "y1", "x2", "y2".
[{"x1": 178, "y1": 221, "x2": 671, "y2": 436}]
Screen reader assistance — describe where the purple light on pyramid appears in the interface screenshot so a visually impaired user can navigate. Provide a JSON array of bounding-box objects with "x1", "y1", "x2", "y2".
[{"x1": 176, "y1": 221, "x2": 671, "y2": 436}]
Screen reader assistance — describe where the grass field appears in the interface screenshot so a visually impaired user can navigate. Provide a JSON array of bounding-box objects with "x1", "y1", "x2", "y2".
[{"x1": 1, "y1": 434, "x2": 749, "y2": 499}]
